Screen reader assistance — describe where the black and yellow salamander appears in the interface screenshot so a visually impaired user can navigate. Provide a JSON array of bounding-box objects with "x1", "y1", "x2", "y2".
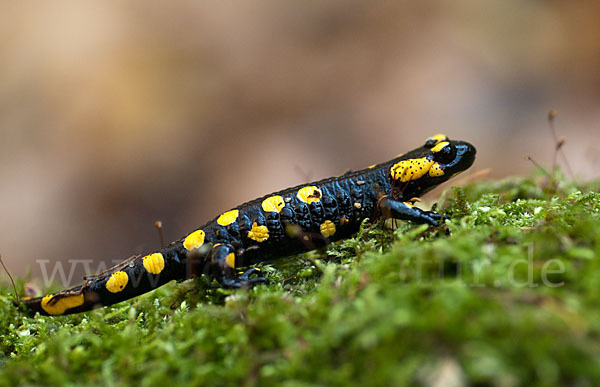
[{"x1": 22, "y1": 134, "x2": 475, "y2": 316}]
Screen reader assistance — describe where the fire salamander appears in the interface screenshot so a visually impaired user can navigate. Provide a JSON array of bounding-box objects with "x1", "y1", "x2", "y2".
[{"x1": 22, "y1": 134, "x2": 476, "y2": 316}]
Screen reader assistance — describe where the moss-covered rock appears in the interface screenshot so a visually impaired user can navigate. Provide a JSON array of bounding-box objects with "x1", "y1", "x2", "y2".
[{"x1": 2, "y1": 174, "x2": 600, "y2": 386}]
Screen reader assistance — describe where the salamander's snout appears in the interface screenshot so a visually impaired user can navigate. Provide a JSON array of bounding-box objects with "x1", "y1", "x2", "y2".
[{"x1": 453, "y1": 140, "x2": 476, "y2": 172}]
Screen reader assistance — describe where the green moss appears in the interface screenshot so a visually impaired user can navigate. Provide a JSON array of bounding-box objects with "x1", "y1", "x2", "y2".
[{"x1": 2, "y1": 174, "x2": 600, "y2": 386}]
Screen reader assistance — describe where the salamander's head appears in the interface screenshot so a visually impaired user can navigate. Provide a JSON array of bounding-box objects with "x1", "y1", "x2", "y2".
[
  {"x1": 389, "y1": 134, "x2": 476, "y2": 196},
  {"x1": 422, "y1": 134, "x2": 477, "y2": 180}
]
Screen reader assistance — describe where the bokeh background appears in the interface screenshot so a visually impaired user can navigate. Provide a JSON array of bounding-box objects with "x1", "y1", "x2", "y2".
[{"x1": 1, "y1": 1, "x2": 599, "y2": 283}]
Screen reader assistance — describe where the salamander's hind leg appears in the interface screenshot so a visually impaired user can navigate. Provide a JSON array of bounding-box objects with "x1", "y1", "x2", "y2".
[
  {"x1": 211, "y1": 244, "x2": 269, "y2": 288},
  {"x1": 378, "y1": 197, "x2": 449, "y2": 227}
]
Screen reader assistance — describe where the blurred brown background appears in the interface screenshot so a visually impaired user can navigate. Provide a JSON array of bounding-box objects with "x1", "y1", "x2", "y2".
[{"x1": 1, "y1": 1, "x2": 599, "y2": 282}]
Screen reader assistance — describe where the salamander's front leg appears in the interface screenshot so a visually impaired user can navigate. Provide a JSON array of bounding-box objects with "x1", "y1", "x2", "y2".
[
  {"x1": 378, "y1": 197, "x2": 448, "y2": 226},
  {"x1": 211, "y1": 244, "x2": 269, "y2": 288}
]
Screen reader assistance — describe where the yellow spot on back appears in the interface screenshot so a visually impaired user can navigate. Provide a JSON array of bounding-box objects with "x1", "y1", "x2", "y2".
[
  {"x1": 390, "y1": 157, "x2": 435, "y2": 182},
  {"x1": 297, "y1": 186, "x2": 322, "y2": 204},
  {"x1": 339, "y1": 216, "x2": 349, "y2": 225},
  {"x1": 41, "y1": 294, "x2": 84, "y2": 315},
  {"x1": 262, "y1": 195, "x2": 285, "y2": 213},
  {"x1": 183, "y1": 230, "x2": 205, "y2": 251},
  {"x1": 106, "y1": 271, "x2": 129, "y2": 293},
  {"x1": 354, "y1": 202, "x2": 362, "y2": 209},
  {"x1": 248, "y1": 222, "x2": 269, "y2": 242},
  {"x1": 217, "y1": 209, "x2": 239, "y2": 226},
  {"x1": 225, "y1": 252, "x2": 236, "y2": 268},
  {"x1": 320, "y1": 220, "x2": 336, "y2": 238},
  {"x1": 403, "y1": 201, "x2": 415, "y2": 208},
  {"x1": 368, "y1": 164, "x2": 376, "y2": 169},
  {"x1": 431, "y1": 141, "x2": 450, "y2": 153},
  {"x1": 143, "y1": 253, "x2": 165, "y2": 275},
  {"x1": 428, "y1": 162, "x2": 445, "y2": 177}
]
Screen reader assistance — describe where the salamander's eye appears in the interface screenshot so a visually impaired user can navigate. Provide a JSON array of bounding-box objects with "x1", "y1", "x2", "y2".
[{"x1": 431, "y1": 141, "x2": 456, "y2": 163}]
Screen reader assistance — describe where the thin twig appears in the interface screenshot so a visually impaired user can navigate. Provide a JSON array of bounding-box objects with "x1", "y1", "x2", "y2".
[
  {"x1": 0, "y1": 254, "x2": 20, "y2": 304},
  {"x1": 155, "y1": 220, "x2": 165, "y2": 249},
  {"x1": 547, "y1": 110, "x2": 574, "y2": 178},
  {"x1": 526, "y1": 156, "x2": 552, "y2": 178}
]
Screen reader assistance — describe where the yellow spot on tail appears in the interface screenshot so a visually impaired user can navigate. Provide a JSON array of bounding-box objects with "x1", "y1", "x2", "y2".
[
  {"x1": 106, "y1": 271, "x2": 129, "y2": 293},
  {"x1": 262, "y1": 195, "x2": 285, "y2": 213},
  {"x1": 41, "y1": 293, "x2": 84, "y2": 315},
  {"x1": 183, "y1": 230, "x2": 205, "y2": 251},
  {"x1": 225, "y1": 252, "x2": 236, "y2": 268},
  {"x1": 428, "y1": 134, "x2": 448, "y2": 145},
  {"x1": 297, "y1": 186, "x2": 322, "y2": 204},
  {"x1": 429, "y1": 162, "x2": 444, "y2": 177},
  {"x1": 217, "y1": 210, "x2": 239, "y2": 226},
  {"x1": 143, "y1": 253, "x2": 165, "y2": 275},
  {"x1": 320, "y1": 220, "x2": 336, "y2": 238},
  {"x1": 248, "y1": 222, "x2": 269, "y2": 242},
  {"x1": 430, "y1": 141, "x2": 450, "y2": 153},
  {"x1": 390, "y1": 157, "x2": 435, "y2": 182}
]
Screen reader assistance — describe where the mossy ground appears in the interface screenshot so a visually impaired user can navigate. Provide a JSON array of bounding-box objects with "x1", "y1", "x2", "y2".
[{"x1": 2, "y1": 173, "x2": 600, "y2": 386}]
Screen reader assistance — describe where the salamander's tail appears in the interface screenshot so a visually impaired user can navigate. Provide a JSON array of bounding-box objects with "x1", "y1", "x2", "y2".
[
  {"x1": 22, "y1": 284, "x2": 88, "y2": 316},
  {"x1": 21, "y1": 248, "x2": 191, "y2": 316}
]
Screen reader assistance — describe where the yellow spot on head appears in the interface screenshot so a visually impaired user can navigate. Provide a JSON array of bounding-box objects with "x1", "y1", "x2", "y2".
[
  {"x1": 248, "y1": 222, "x2": 269, "y2": 242},
  {"x1": 143, "y1": 253, "x2": 165, "y2": 275},
  {"x1": 262, "y1": 195, "x2": 285, "y2": 213},
  {"x1": 225, "y1": 252, "x2": 236, "y2": 268},
  {"x1": 297, "y1": 186, "x2": 322, "y2": 204},
  {"x1": 41, "y1": 293, "x2": 84, "y2": 315},
  {"x1": 106, "y1": 271, "x2": 129, "y2": 293},
  {"x1": 320, "y1": 220, "x2": 336, "y2": 238},
  {"x1": 431, "y1": 141, "x2": 450, "y2": 153},
  {"x1": 428, "y1": 134, "x2": 448, "y2": 145},
  {"x1": 217, "y1": 210, "x2": 239, "y2": 226},
  {"x1": 429, "y1": 162, "x2": 444, "y2": 177},
  {"x1": 183, "y1": 230, "x2": 205, "y2": 251},
  {"x1": 390, "y1": 157, "x2": 435, "y2": 182}
]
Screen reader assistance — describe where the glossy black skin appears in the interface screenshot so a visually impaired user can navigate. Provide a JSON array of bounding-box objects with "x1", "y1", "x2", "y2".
[{"x1": 23, "y1": 137, "x2": 475, "y2": 315}]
